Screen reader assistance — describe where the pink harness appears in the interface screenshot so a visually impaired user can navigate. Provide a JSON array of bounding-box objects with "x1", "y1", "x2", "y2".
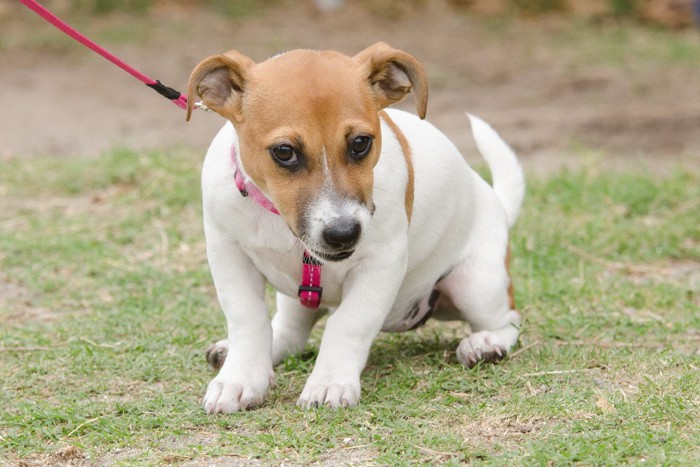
[{"x1": 231, "y1": 146, "x2": 323, "y2": 309}]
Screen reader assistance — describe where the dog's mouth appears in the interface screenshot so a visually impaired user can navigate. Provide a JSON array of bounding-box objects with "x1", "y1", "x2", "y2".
[{"x1": 311, "y1": 249, "x2": 355, "y2": 262}]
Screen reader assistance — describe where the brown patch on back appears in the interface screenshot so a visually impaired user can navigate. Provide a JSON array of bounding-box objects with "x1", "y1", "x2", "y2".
[
  {"x1": 380, "y1": 110, "x2": 415, "y2": 222},
  {"x1": 506, "y1": 244, "x2": 516, "y2": 310}
]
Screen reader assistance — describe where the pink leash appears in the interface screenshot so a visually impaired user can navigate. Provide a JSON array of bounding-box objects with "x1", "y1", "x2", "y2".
[
  {"x1": 19, "y1": 0, "x2": 188, "y2": 109},
  {"x1": 20, "y1": 0, "x2": 323, "y2": 309}
]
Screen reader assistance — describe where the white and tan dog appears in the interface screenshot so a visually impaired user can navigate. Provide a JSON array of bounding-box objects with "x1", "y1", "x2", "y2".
[{"x1": 187, "y1": 42, "x2": 525, "y2": 413}]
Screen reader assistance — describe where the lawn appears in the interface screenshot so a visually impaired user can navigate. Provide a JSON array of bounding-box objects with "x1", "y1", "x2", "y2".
[{"x1": 1, "y1": 148, "x2": 698, "y2": 465}]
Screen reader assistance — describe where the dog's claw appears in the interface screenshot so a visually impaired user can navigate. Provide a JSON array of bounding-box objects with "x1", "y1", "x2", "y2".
[
  {"x1": 457, "y1": 331, "x2": 509, "y2": 368},
  {"x1": 298, "y1": 381, "x2": 360, "y2": 409},
  {"x1": 203, "y1": 368, "x2": 273, "y2": 414}
]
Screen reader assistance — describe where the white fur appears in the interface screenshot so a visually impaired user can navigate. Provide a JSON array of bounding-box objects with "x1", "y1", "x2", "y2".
[
  {"x1": 201, "y1": 110, "x2": 524, "y2": 412},
  {"x1": 467, "y1": 113, "x2": 525, "y2": 229},
  {"x1": 302, "y1": 187, "x2": 371, "y2": 256}
]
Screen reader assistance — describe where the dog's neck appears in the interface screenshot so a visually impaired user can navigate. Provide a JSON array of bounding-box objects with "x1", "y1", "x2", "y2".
[
  {"x1": 230, "y1": 144, "x2": 323, "y2": 309},
  {"x1": 231, "y1": 145, "x2": 279, "y2": 215}
]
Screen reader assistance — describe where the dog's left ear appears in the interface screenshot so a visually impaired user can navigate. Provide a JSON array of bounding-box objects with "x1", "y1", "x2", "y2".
[
  {"x1": 186, "y1": 50, "x2": 256, "y2": 123},
  {"x1": 354, "y1": 42, "x2": 428, "y2": 119}
]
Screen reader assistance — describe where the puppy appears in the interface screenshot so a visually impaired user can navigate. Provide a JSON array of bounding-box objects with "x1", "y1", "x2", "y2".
[{"x1": 187, "y1": 42, "x2": 525, "y2": 413}]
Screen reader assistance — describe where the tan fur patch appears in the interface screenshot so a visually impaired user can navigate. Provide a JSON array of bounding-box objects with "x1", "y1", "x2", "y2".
[
  {"x1": 379, "y1": 110, "x2": 415, "y2": 222},
  {"x1": 506, "y1": 244, "x2": 516, "y2": 310}
]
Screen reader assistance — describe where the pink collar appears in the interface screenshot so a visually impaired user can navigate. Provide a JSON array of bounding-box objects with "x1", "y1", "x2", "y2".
[
  {"x1": 231, "y1": 149, "x2": 280, "y2": 215},
  {"x1": 231, "y1": 145, "x2": 322, "y2": 309}
]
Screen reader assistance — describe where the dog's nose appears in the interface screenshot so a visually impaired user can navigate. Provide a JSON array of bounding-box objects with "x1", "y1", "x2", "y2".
[{"x1": 323, "y1": 220, "x2": 361, "y2": 250}]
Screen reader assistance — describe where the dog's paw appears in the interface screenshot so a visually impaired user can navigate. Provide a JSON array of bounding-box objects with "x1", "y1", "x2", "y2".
[
  {"x1": 297, "y1": 380, "x2": 360, "y2": 409},
  {"x1": 205, "y1": 339, "x2": 229, "y2": 370},
  {"x1": 456, "y1": 330, "x2": 509, "y2": 368},
  {"x1": 203, "y1": 371, "x2": 273, "y2": 414}
]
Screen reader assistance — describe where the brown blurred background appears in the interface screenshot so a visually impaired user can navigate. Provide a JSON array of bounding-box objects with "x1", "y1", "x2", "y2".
[{"x1": 3, "y1": 0, "x2": 700, "y2": 173}]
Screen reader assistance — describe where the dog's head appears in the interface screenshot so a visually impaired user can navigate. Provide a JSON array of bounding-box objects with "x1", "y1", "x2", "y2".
[{"x1": 187, "y1": 42, "x2": 427, "y2": 262}]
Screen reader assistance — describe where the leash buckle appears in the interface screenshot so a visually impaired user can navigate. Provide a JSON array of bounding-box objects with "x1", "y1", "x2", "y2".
[
  {"x1": 298, "y1": 285, "x2": 323, "y2": 309},
  {"x1": 298, "y1": 285, "x2": 323, "y2": 297}
]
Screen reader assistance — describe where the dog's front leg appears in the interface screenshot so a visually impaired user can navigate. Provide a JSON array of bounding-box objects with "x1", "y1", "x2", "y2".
[
  {"x1": 271, "y1": 292, "x2": 327, "y2": 365},
  {"x1": 203, "y1": 235, "x2": 274, "y2": 414},
  {"x1": 297, "y1": 249, "x2": 407, "y2": 409}
]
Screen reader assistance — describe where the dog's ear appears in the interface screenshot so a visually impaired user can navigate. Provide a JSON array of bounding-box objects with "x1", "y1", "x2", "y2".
[
  {"x1": 186, "y1": 50, "x2": 256, "y2": 122},
  {"x1": 354, "y1": 42, "x2": 428, "y2": 119}
]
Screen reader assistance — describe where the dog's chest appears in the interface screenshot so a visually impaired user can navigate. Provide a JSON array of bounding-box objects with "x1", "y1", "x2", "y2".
[
  {"x1": 247, "y1": 250, "x2": 348, "y2": 306},
  {"x1": 237, "y1": 213, "x2": 348, "y2": 305}
]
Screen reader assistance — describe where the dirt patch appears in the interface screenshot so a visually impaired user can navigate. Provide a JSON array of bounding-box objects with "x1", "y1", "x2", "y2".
[
  {"x1": 0, "y1": 273, "x2": 55, "y2": 324},
  {"x1": 13, "y1": 445, "x2": 88, "y2": 467},
  {"x1": 621, "y1": 259, "x2": 700, "y2": 290},
  {"x1": 456, "y1": 414, "x2": 549, "y2": 450},
  {"x1": 180, "y1": 455, "x2": 268, "y2": 467},
  {"x1": 3, "y1": 2, "x2": 700, "y2": 175}
]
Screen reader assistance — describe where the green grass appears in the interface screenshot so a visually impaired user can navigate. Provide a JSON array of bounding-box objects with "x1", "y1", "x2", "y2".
[
  {"x1": 1, "y1": 149, "x2": 699, "y2": 465},
  {"x1": 558, "y1": 23, "x2": 700, "y2": 68}
]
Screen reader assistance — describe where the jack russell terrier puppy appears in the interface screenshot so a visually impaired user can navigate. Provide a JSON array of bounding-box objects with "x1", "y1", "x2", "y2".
[{"x1": 186, "y1": 42, "x2": 525, "y2": 413}]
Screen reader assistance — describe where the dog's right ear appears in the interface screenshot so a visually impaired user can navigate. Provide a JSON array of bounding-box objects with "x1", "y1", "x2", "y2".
[
  {"x1": 186, "y1": 50, "x2": 255, "y2": 122},
  {"x1": 354, "y1": 42, "x2": 428, "y2": 119}
]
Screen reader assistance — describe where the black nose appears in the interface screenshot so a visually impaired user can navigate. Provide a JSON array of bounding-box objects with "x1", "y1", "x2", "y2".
[{"x1": 323, "y1": 220, "x2": 361, "y2": 250}]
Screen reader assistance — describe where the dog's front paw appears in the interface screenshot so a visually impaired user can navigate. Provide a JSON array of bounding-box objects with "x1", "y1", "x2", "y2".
[
  {"x1": 203, "y1": 371, "x2": 274, "y2": 414},
  {"x1": 456, "y1": 330, "x2": 509, "y2": 368},
  {"x1": 297, "y1": 379, "x2": 360, "y2": 409}
]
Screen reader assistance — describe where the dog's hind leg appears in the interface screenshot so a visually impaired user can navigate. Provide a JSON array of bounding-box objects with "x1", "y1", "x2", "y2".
[
  {"x1": 205, "y1": 339, "x2": 230, "y2": 370},
  {"x1": 436, "y1": 243, "x2": 521, "y2": 368},
  {"x1": 271, "y1": 292, "x2": 326, "y2": 365}
]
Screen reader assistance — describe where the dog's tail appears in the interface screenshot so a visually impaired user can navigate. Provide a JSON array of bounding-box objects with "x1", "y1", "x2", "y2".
[{"x1": 467, "y1": 113, "x2": 525, "y2": 229}]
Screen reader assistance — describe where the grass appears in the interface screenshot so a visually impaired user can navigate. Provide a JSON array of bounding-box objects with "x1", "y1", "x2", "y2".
[{"x1": 1, "y1": 148, "x2": 699, "y2": 465}]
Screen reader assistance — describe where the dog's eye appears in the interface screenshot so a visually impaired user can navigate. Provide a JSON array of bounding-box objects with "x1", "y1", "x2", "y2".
[
  {"x1": 349, "y1": 136, "x2": 372, "y2": 160},
  {"x1": 270, "y1": 144, "x2": 299, "y2": 168}
]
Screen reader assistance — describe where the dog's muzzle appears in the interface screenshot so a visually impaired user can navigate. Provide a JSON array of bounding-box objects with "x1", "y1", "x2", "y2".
[
  {"x1": 323, "y1": 218, "x2": 361, "y2": 250},
  {"x1": 310, "y1": 218, "x2": 361, "y2": 262}
]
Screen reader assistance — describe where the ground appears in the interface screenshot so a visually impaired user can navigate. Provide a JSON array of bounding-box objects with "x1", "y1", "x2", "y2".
[{"x1": 3, "y1": 1, "x2": 700, "y2": 172}]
